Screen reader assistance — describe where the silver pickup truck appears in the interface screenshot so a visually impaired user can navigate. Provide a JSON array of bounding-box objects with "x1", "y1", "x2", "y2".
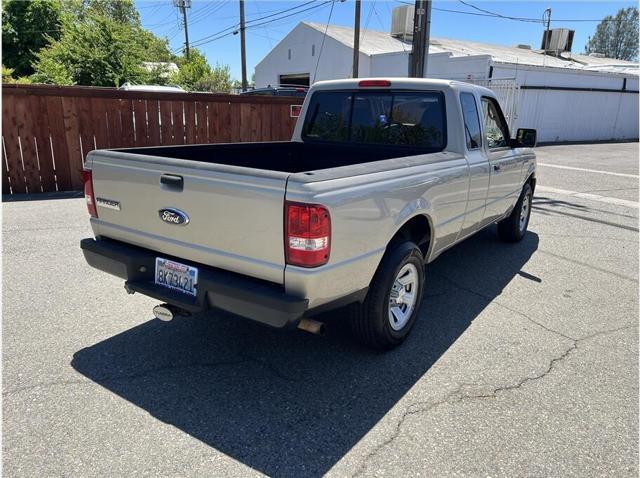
[{"x1": 81, "y1": 78, "x2": 537, "y2": 349}]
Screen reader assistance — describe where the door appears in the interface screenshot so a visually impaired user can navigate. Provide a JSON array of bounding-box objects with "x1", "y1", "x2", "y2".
[
  {"x1": 458, "y1": 91, "x2": 491, "y2": 238},
  {"x1": 481, "y1": 96, "x2": 523, "y2": 222}
]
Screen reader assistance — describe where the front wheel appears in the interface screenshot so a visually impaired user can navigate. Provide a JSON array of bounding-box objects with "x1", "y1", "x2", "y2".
[
  {"x1": 349, "y1": 241, "x2": 425, "y2": 350},
  {"x1": 498, "y1": 182, "x2": 533, "y2": 242}
]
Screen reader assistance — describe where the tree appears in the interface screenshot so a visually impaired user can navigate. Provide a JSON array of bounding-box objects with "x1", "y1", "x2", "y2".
[
  {"x1": 32, "y1": 13, "x2": 171, "y2": 87},
  {"x1": 63, "y1": 0, "x2": 140, "y2": 27},
  {"x1": 2, "y1": 65, "x2": 33, "y2": 84},
  {"x1": 169, "y1": 50, "x2": 233, "y2": 92},
  {"x1": 584, "y1": 7, "x2": 639, "y2": 61},
  {"x1": 2, "y1": 0, "x2": 62, "y2": 76},
  {"x1": 194, "y1": 64, "x2": 233, "y2": 93},
  {"x1": 171, "y1": 49, "x2": 211, "y2": 90}
]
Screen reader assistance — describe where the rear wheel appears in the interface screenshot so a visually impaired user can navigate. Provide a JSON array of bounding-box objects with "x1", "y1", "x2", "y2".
[
  {"x1": 498, "y1": 183, "x2": 533, "y2": 243},
  {"x1": 350, "y1": 241, "x2": 425, "y2": 350}
]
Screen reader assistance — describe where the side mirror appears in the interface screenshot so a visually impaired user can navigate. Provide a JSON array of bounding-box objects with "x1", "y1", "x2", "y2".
[{"x1": 512, "y1": 128, "x2": 537, "y2": 148}]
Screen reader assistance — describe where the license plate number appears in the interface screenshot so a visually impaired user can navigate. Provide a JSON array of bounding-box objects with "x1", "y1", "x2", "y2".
[{"x1": 155, "y1": 258, "x2": 198, "y2": 297}]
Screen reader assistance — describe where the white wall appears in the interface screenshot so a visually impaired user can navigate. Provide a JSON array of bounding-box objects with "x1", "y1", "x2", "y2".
[
  {"x1": 516, "y1": 88, "x2": 639, "y2": 142},
  {"x1": 254, "y1": 24, "x2": 368, "y2": 87},
  {"x1": 427, "y1": 54, "x2": 491, "y2": 81},
  {"x1": 255, "y1": 25, "x2": 638, "y2": 142},
  {"x1": 370, "y1": 51, "x2": 408, "y2": 77},
  {"x1": 369, "y1": 52, "x2": 491, "y2": 80},
  {"x1": 493, "y1": 63, "x2": 639, "y2": 142}
]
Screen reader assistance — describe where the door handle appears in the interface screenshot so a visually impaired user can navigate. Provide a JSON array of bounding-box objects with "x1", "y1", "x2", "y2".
[
  {"x1": 160, "y1": 174, "x2": 183, "y2": 191},
  {"x1": 493, "y1": 164, "x2": 501, "y2": 171}
]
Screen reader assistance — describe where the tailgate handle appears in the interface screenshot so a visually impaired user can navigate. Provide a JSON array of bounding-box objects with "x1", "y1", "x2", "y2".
[{"x1": 160, "y1": 174, "x2": 183, "y2": 191}]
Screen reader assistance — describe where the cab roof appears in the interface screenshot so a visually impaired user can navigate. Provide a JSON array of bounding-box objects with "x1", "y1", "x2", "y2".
[{"x1": 310, "y1": 77, "x2": 495, "y2": 97}]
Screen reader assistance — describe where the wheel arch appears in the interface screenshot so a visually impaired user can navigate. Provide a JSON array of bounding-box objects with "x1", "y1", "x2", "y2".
[
  {"x1": 387, "y1": 213, "x2": 434, "y2": 260},
  {"x1": 526, "y1": 171, "x2": 536, "y2": 194}
]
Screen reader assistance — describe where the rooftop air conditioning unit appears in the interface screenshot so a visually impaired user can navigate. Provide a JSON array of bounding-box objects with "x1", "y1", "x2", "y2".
[
  {"x1": 541, "y1": 28, "x2": 575, "y2": 54},
  {"x1": 391, "y1": 5, "x2": 414, "y2": 41}
]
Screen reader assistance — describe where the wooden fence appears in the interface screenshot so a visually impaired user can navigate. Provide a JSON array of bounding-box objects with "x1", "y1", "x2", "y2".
[{"x1": 1, "y1": 84, "x2": 303, "y2": 195}]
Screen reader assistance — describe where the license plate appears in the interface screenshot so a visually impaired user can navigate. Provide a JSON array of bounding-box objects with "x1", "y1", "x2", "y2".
[{"x1": 155, "y1": 258, "x2": 198, "y2": 297}]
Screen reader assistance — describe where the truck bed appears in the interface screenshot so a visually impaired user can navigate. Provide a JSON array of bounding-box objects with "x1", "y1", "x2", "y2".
[{"x1": 118, "y1": 141, "x2": 433, "y2": 173}]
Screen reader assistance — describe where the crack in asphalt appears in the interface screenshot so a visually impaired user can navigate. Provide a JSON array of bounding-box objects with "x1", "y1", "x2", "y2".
[
  {"x1": 3, "y1": 354, "x2": 298, "y2": 397},
  {"x1": 351, "y1": 323, "x2": 636, "y2": 477},
  {"x1": 351, "y1": 273, "x2": 637, "y2": 477},
  {"x1": 435, "y1": 273, "x2": 576, "y2": 342}
]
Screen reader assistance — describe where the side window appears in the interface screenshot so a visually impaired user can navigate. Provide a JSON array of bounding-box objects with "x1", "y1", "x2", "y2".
[
  {"x1": 460, "y1": 93, "x2": 481, "y2": 150},
  {"x1": 481, "y1": 98, "x2": 509, "y2": 149}
]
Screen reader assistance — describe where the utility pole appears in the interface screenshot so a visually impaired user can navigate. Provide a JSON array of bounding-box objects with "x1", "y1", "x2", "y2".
[
  {"x1": 542, "y1": 7, "x2": 552, "y2": 56},
  {"x1": 352, "y1": 0, "x2": 361, "y2": 78},
  {"x1": 239, "y1": 0, "x2": 248, "y2": 91},
  {"x1": 174, "y1": 0, "x2": 191, "y2": 60},
  {"x1": 409, "y1": 0, "x2": 432, "y2": 78}
]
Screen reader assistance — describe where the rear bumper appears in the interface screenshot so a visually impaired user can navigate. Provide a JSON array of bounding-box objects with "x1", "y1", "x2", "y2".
[{"x1": 80, "y1": 238, "x2": 309, "y2": 328}]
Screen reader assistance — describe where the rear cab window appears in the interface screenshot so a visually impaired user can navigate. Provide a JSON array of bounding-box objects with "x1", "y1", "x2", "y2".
[{"x1": 302, "y1": 90, "x2": 447, "y2": 150}]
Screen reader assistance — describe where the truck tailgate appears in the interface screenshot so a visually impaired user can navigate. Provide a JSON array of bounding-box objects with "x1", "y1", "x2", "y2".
[{"x1": 86, "y1": 150, "x2": 288, "y2": 284}]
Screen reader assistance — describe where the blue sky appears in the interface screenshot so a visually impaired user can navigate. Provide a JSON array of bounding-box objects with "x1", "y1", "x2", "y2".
[{"x1": 136, "y1": 1, "x2": 636, "y2": 80}]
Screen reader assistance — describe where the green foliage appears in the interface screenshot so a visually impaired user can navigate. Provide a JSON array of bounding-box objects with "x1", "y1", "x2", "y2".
[
  {"x1": 2, "y1": 65, "x2": 33, "y2": 84},
  {"x1": 142, "y1": 31, "x2": 175, "y2": 63},
  {"x1": 170, "y1": 50, "x2": 232, "y2": 93},
  {"x1": 193, "y1": 64, "x2": 233, "y2": 93},
  {"x1": 7, "y1": 0, "x2": 228, "y2": 90},
  {"x1": 31, "y1": 10, "x2": 173, "y2": 87},
  {"x1": 63, "y1": 0, "x2": 140, "y2": 26},
  {"x1": 584, "y1": 7, "x2": 639, "y2": 61},
  {"x1": 2, "y1": 0, "x2": 63, "y2": 77},
  {"x1": 32, "y1": 14, "x2": 142, "y2": 86},
  {"x1": 171, "y1": 50, "x2": 210, "y2": 90}
]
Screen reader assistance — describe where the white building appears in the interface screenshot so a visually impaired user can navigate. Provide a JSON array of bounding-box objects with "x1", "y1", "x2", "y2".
[{"x1": 254, "y1": 19, "x2": 639, "y2": 143}]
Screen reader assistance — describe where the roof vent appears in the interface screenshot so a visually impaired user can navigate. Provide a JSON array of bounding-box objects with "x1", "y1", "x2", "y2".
[
  {"x1": 589, "y1": 52, "x2": 606, "y2": 58},
  {"x1": 391, "y1": 5, "x2": 414, "y2": 41},
  {"x1": 516, "y1": 44, "x2": 531, "y2": 50}
]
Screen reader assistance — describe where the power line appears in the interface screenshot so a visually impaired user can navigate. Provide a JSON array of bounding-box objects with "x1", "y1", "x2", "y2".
[
  {"x1": 394, "y1": 0, "x2": 622, "y2": 24},
  {"x1": 457, "y1": 1, "x2": 541, "y2": 23},
  {"x1": 360, "y1": 0, "x2": 376, "y2": 45},
  {"x1": 456, "y1": 1, "x2": 623, "y2": 23},
  {"x1": 313, "y1": 0, "x2": 336, "y2": 82},
  {"x1": 185, "y1": 1, "x2": 319, "y2": 48},
  {"x1": 186, "y1": 0, "x2": 332, "y2": 50},
  {"x1": 188, "y1": 1, "x2": 226, "y2": 24}
]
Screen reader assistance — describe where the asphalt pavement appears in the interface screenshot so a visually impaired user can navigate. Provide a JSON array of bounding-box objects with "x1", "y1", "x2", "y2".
[{"x1": 3, "y1": 142, "x2": 638, "y2": 477}]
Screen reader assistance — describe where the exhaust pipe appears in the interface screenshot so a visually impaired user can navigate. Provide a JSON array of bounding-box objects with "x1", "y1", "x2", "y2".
[
  {"x1": 297, "y1": 318, "x2": 325, "y2": 335},
  {"x1": 153, "y1": 303, "x2": 191, "y2": 321}
]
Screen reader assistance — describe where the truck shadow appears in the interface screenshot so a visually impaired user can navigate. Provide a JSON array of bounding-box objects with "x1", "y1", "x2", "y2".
[{"x1": 71, "y1": 228, "x2": 539, "y2": 477}]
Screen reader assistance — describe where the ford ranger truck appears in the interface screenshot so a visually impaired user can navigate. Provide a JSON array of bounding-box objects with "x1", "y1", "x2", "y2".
[{"x1": 80, "y1": 78, "x2": 537, "y2": 349}]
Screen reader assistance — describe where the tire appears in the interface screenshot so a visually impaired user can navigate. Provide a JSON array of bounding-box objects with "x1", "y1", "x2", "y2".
[
  {"x1": 498, "y1": 182, "x2": 533, "y2": 243},
  {"x1": 350, "y1": 241, "x2": 425, "y2": 350}
]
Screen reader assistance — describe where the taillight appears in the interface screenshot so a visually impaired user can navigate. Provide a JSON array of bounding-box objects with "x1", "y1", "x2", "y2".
[
  {"x1": 83, "y1": 169, "x2": 98, "y2": 218},
  {"x1": 359, "y1": 79, "x2": 391, "y2": 87},
  {"x1": 285, "y1": 202, "x2": 331, "y2": 267}
]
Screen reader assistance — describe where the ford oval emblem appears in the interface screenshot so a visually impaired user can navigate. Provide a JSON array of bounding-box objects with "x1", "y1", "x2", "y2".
[{"x1": 159, "y1": 208, "x2": 189, "y2": 226}]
